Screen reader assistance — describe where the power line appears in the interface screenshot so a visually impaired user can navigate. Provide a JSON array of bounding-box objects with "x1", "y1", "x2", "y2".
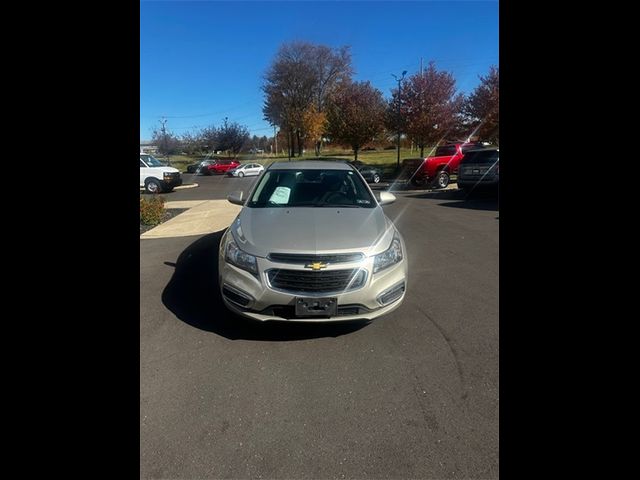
[{"x1": 141, "y1": 97, "x2": 262, "y2": 120}]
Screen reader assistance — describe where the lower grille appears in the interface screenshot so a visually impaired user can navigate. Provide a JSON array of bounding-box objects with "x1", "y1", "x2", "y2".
[
  {"x1": 266, "y1": 268, "x2": 367, "y2": 294},
  {"x1": 260, "y1": 304, "x2": 371, "y2": 318}
]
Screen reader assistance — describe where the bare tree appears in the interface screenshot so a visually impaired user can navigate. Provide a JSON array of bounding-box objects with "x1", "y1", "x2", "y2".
[
  {"x1": 262, "y1": 41, "x2": 353, "y2": 158},
  {"x1": 199, "y1": 126, "x2": 218, "y2": 153},
  {"x1": 151, "y1": 120, "x2": 180, "y2": 155},
  {"x1": 216, "y1": 118, "x2": 250, "y2": 155},
  {"x1": 180, "y1": 131, "x2": 207, "y2": 155}
]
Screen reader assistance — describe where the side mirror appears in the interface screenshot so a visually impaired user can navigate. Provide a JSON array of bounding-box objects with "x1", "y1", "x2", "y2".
[
  {"x1": 377, "y1": 191, "x2": 396, "y2": 206},
  {"x1": 227, "y1": 191, "x2": 245, "y2": 206}
]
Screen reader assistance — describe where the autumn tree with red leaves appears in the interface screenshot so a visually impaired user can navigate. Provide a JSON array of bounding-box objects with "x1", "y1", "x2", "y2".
[
  {"x1": 326, "y1": 81, "x2": 386, "y2": 161},
  {"x1": 388, "y1": 62, "x2": 464, "y2": 157},
  {"x1": 464, "y1": 66, "x2": 499, "y2": 144}
]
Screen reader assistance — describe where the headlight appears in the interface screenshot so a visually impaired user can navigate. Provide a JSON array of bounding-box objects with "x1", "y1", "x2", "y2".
[
  {"x1": 373, "y1": 235, "x2": 403, "y2": 273},
  {"x1": 225, "y1": 236, "x2": 258, "y2": 275}
]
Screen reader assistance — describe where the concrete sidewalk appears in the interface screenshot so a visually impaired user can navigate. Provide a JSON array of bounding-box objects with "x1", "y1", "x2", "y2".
[{"x1": 140, "y1": 199, "x2": 241, "y2": 239}]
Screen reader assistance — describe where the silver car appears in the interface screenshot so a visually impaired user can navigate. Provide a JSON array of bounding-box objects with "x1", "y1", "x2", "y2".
[
  {"x1": 219, "y1": 161, "x2": 408, "y2": 322},
  {"x1": 228, "y1": 163, "x2": 265, "y2": 177}
]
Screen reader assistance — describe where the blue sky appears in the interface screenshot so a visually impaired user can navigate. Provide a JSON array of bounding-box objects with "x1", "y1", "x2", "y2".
[{"x1": 140, "y1": 0, "x2": 498, "y2": 141}]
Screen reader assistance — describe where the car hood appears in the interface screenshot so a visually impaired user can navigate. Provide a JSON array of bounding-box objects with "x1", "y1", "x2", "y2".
[
  {"x1": 155, "y1": 166, "x2": 180, "y2": 174},
  {"x1": 230, "y1": 206, "x2": 396, "y2": 258}
]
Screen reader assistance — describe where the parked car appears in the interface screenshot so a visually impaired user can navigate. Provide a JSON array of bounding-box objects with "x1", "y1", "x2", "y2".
[
  {"x1": 204, "y1": 159, "x2": 241, "y2": 175},
  {"x1": 140, "y1": 154, "x2": 182, "y2": 194},
  {"x1": 350, "y1": 161, "x2": 382, "y2": 184},
  {"x1": 248, "y1": 148, "x2": 264, "y2": 154},
  {"x1": 402, "y1": 142, "x2": 485, "y2": 188},
  {"x1": 186, "y1": 159, "x2": 215, "y2": 174},
  {"x1": 219, "y1": 161, "x2": 408, "y2": 322},
  {"x1": 457, "y1": 147, "x2": 499, "y2": 192},
  {"x1": 227, "y1": 163, "x2": 265, "y2": 177}
]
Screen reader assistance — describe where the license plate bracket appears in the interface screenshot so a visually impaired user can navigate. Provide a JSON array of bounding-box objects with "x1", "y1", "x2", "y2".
[{"x1": 295, "y1": 297, "x2": 338, "y2": 317}]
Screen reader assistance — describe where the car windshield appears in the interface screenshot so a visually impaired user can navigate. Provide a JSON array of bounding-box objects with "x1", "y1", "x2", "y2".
[
  {"x1": 461, "y1": 150, "x2": 499, "y2": 165},
  {"x1": 247, "y1": 169, "x2": 375, "y2": 208},
  {"x1": 140, "y1": 154, "x2": 164, "y2": 167}
]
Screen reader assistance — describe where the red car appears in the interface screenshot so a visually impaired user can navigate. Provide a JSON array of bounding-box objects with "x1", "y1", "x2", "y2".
[
  {"x1": 403, "y1": 142, "x2": 485, "y2": 188},
  {"x1": 204, "y1": 159, "x2": 240, "y2": 175}
]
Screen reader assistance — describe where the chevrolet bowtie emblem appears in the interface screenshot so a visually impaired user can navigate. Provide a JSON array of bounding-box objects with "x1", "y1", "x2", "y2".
[{"x1": 306, "y1": 261, "x2": 328, "y2": 271}]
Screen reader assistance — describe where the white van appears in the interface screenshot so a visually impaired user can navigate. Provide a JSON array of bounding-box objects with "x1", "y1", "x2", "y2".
[{"x1": 140, "y1": 154, "x2": 182, "y2": 193}]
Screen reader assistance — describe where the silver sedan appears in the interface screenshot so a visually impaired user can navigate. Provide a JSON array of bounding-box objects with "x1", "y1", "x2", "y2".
[
  {"x1": 228, "y1": 163, "x2": 265, "y2": 177},
  {"x1": 219, "y1": 161, "x2": 408, "y2": 322}
]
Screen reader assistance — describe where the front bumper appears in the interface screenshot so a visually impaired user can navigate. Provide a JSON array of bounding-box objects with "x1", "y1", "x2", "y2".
[
  {"x1": 161, "y1": 175, "x2": 183, "y2": 189},
  {"x1": 457, "y1": 175, "x2": 499, "y2": 188},
  {"x1": 218, "y1": 240, "x2": 408, "y2": 323}
]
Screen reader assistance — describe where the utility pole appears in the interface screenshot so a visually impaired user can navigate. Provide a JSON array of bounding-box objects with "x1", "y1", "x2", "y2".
[
  {"x1": 392, "y1": 71, "x2": 407, "y2": 171},
  {"x1": 420, "y1": 57, "x2": 423, "y2": 76},
  {"x1": 274, "y1": 125, "x2": 277, "y2": 158},
  {"x1": 160, "y1": 117, "x2": 168, "y2": 157}
]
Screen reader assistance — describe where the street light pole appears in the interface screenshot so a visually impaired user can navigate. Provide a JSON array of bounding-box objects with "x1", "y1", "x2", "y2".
[{"x1": 392, "y1": 71, "x2": 407, "y2": 171}]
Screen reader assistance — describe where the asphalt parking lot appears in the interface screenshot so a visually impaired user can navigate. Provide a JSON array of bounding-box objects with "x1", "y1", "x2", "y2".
[{"x1": 140, "y1": 173, "x2": 499, "y2": 479}]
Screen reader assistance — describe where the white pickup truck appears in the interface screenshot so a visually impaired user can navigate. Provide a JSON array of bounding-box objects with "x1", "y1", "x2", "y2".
[{"x1": 140, "y1": 153, "x2": 182, "y2": 193}]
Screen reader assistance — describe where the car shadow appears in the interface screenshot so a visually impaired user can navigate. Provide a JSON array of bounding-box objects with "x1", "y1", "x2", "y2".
[
  {"x1": 406, "y1": 188, "x2": 499, "y2": 211},
  {"x1": 161, "y1": 230, "x2": 369, "y2": 341}
]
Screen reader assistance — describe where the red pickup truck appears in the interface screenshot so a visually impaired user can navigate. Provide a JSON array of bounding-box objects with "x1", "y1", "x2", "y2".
[
  {"x1": 403, "y1": 142, "x2": 484, "y2": 188},
  {"x1": 204, "y1": 159, "x2": 240, "y2": 175}
]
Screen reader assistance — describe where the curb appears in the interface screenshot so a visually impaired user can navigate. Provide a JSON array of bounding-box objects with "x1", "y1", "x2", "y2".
[
  {"x1": 174, "y1": 183, "x2": 198, "y2": 190},
  {"x1": 139, "y1": 183, "x2": 199, "y2": 193}
]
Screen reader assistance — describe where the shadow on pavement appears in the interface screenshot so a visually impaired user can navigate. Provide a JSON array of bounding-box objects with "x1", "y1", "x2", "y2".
[
  {"x1": 161, "y1": 230, "x2": 368, "y2": 341},
  {"x1": 406, "y1": 188, "x2": 499, "y2": 211}
]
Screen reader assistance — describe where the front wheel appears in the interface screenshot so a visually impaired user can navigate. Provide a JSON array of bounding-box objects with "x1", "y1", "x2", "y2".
[
  {"x1": 238, "y1": 171, "x2": 245, "y2": 178},
  {"x1": 433, "y1": 171, "x2": 450, "y2": 189},
  {"x1": 372, "y1": 173, "x2": 380, "y2": 184},
  {"x1": 145, "y1": 178, "x2": 162, "y2": 194}
]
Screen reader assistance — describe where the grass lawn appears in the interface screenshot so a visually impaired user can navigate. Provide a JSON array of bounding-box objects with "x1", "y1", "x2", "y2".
[{"x1": 159, "y1": 147, "x2": 437, "y2": 175}]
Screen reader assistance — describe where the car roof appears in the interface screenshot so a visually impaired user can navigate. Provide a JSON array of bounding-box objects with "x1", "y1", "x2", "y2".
[
  {"x1": 465, "y1": 146, "x2": 499, "y2": 153},
  {"x1": 269, "y1": 160, "x2": 353, "y2": 170}
]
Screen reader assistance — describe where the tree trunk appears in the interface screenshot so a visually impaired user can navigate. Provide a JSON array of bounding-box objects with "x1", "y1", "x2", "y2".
[
  {"x1": 297, "y1": 130, "x2": 303, "y2": 157},
  {"x1": 354, "y1": 146, "x2": 359, "y2": 162},
  {"x1": 288, "y1": 130, "x2": 293, "y2": 160},
  {"x1": 420, "y1": 144, "x2": 425, "y2": 157},
  {"x1": 315, "y1": 140, "x2": 321, "y2": 157}
]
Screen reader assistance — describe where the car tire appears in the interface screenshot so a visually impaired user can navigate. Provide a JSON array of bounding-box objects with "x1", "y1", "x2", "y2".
[
  {"x1": 238, "y1": 171, "x2": 245, "y2": 178},
  {"x1": 433, "y1": 170, "x2": 450, "y2": 189},
  {"x1": 145, "y1": 178, "x2": 162, "y2": 194},
  {"x1": 373, "y1": 173, "x2": 380, "y2": 183}
]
